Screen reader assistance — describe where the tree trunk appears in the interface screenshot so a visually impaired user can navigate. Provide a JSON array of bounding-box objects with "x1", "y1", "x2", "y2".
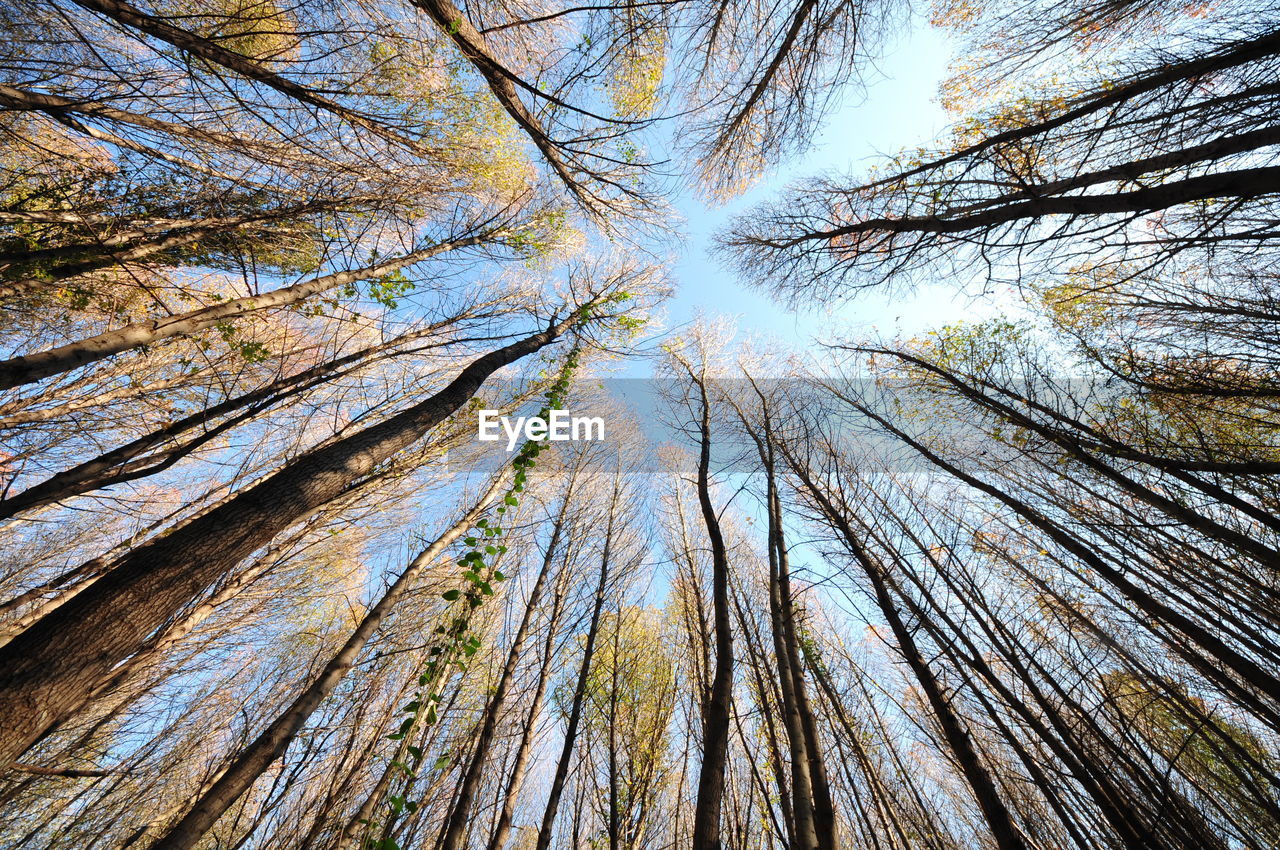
[
  {"x1": 690, "y1": 374, "x2": 733, "y2": 850},
  {"x1": 484, "y1": 569, "x2": 571, "y2": 850},
  {"x1": 794, "y1": 466, "x2": 1028, "y2": 850},
  {"x1": 0, "y1": 316, "x2": 466, "y2": 519}
]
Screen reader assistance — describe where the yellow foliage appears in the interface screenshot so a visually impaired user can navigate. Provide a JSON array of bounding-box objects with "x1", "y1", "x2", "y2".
[
  {"x1": 157, "y1": 0, "x2": 299, "y2": 62},
  {"x1": 609, "y1": 23, "x2": 666, "y2": 120}
]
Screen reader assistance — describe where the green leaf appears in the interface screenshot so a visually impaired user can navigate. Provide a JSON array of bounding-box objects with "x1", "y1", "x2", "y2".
[{"x1": 441, "y1": 589, "x2": 461, "y2": 601}]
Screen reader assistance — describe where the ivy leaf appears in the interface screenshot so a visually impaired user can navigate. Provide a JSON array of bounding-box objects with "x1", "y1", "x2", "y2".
[{"x1": 441, "y1": 589, "x2": 461, "y2": 601}]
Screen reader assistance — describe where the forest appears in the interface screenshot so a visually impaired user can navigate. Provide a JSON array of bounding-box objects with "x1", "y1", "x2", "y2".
[{"x1": 2, "y1": 0, "x2": 1279, "y2": 847}]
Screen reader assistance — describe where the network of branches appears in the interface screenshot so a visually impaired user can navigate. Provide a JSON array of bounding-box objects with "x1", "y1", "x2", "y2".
[{"x1": 2, "y1": 0, "x2": 1280, "y2": 847}]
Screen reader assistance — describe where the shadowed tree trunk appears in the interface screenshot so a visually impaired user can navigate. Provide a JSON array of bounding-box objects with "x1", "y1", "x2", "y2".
[{"x1": 686, "y1": 364, "x2": 733, "y2": 850}]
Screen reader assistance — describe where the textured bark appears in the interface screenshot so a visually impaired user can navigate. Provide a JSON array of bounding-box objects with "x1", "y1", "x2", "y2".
[{"x1": 0, "y1": 312, "x2": 581, "y2": 765}]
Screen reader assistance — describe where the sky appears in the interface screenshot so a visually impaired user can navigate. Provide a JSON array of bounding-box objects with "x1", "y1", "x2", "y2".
[{"x1": 649, "y1": 19, "x2": 1014, "y2": 365}]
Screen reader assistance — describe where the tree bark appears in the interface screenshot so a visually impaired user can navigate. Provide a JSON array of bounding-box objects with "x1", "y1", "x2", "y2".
[
  {"x1": 533, "y1": 477, "x2": 618, "y2": 850},
  {"x1": 689, "y1": 372, "x2": 733, "y2": 850}
]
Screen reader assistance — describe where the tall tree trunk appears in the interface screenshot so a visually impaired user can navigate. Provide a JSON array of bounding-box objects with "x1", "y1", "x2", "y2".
[
  {"x1": 768, "y1": 477, "x2": 837, "y2": 850},
  {"x1": 0, "y1": 311, "x2": 584, "y2": 765},
  {"x1": 843, "y1": 398, "x2": 1280, "y2": 721},
  {"x1": 0, "y1": 315, "x2": 469, "y2": 519},
  {"x1": 689, "y1": 373, "x2": 733, "y2": 850},
  {"x1": 0, "y1": 199, "x2": 350, "y2": 297},
  {"x1": 793, "y1": 465, "x2": 1029, "y2": 850},
  {"x1": 763, "y1": 468, "x2": 823, "y2": 850}
]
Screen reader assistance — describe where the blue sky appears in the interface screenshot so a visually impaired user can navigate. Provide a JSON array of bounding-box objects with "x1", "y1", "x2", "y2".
[{"x1": 651, "y1": 19, "x2": 1012, "y2": 360}]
